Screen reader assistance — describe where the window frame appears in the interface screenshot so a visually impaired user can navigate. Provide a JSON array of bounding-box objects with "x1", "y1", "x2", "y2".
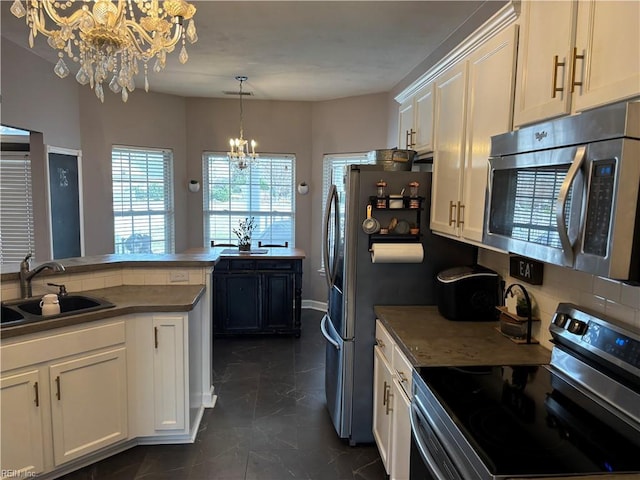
[
  {"x1": 202, "y1": 152, "x2": 296, "y2": 247},
  {"x1": 111, "y1": 145, "x2": 175, "y2": 255}
]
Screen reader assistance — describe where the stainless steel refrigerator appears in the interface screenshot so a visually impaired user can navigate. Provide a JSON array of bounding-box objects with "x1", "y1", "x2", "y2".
[{"x1": 320, "y1": 164, "x2": 476, "y2": 445}]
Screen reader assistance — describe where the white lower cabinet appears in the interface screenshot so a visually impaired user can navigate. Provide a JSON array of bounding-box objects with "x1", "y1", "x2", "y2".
[
  {"x1": 0, "y1": 369, "x2": 45, "y2": 477},
  {"x1": 49, "y1": 348, "x2": 128, "y2": 465},
  {"x1": 152, "y1": 315, "x2": 187, "y2": 432},
  {"x1": 373, "y1": 345, "x2": 394, "y2": 470},
  {"x1": 0, "y1": 320, "x2": 127, "y2": 477},
  {"x1": 373, "y1": 320, "x2": 412, "y2": 480},
  {"x1": 127, "y1": 313, "x2": 189, "y2": 438}
]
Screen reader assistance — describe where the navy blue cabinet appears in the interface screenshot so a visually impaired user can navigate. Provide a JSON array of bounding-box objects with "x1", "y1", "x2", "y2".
[{"x1": 213, "y1": 258, "x2": 302, "y2": 336}]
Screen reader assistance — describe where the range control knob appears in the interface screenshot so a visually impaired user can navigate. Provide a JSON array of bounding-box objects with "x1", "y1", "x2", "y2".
[
  {"x1": 567, "y1": 319, "x2": 588, "y2": 335},
  {"x1": 553, "y1": 313, "x2": 570, "y2": 328}
]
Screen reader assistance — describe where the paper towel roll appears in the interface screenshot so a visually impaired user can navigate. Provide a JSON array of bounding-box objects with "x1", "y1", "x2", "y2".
[{"x1": 370, "y1": 243, "x2": 424, "y2": 263}]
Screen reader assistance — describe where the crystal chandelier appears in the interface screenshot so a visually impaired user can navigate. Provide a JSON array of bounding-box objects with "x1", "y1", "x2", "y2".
[
  {"x1": 228, "y1": 76, "x2": 258, "y2": 170},
  {"x1": 10, "y1": 0, "x2": 198, "y2": 103}
]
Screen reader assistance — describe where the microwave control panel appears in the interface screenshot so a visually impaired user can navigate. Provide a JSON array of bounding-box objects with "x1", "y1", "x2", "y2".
[{"x1": 583, "y1": 159, "x2": 616, "y2": 257}]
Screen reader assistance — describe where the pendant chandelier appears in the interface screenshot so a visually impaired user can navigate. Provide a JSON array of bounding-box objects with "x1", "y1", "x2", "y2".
[
  {"x1": 10, "y1": 0, "x2": 198, "y2": 103},
  {"x1": 228, "y1": 76, "x2": 258, "y2": 170}
]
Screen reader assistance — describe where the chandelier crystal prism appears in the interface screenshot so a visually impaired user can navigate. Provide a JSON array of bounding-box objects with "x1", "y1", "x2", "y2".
[
  {"x1": 228, "y1": 76, "x2": 258, "y2": 170},
  {"x1": 10, "y1": 0, "x2": 198, "y2": 103}
]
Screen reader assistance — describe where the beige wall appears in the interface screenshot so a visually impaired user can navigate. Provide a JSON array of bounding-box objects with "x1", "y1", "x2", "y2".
[{"x1": 1, "y1": 41, "x2": 389, "y2": 303}]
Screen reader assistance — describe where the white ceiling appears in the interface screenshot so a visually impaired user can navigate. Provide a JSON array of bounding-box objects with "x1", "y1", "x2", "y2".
[{"x1": 1, "y1": 1, "x2": 504, "y2": 101}]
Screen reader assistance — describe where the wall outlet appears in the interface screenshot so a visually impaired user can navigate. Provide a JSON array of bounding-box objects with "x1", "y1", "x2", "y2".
[{"x1": 169, "y1": 271, "x2": 189, "y2": 282}]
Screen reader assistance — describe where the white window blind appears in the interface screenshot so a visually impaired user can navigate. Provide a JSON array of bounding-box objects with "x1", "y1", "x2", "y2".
[
  {"x1": 203, "y1": 153, "x2": 295, "y2": 246},
  {"x1": 112, "y1": 146, "x2": 174, "y2": 254},
  {"x1": 321, "y1": 153, "x2": 373, "y2": 215},
  {"x1": 0, "y1": 152, "x2": 35, "y2": 263},
  {"x1": 320, "y1": 153, "x2": 372, "y2": 269},
  {"x1": 511, "y1": 168, "x2": 570, "y2": 248}
]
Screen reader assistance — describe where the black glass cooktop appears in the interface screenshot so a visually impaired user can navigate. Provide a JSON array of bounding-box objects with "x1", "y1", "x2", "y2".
[{"x1": 418, "y1": 365, "x2": 640, "y2": 477}]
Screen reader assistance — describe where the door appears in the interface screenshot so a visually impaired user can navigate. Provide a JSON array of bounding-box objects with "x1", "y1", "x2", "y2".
[
  {"x1": 462, "y1": 24, "x2": 518, "y2": 243},
  {"x1": 262, "y1": 272, "x2": 293, "y2": 331},
  {"x1": 49, "y1": 348, "x2": 127, "y2": 465},
  {"x1": 430, "y1": 62, "x2": 468, "y2": 236},
  {"x1": 215, "y1": 273, "x2": 261, "y2": 333},
  {"x1": 485, "y1": 145, "x2": 584, "y2": 267},
  {"x1": 572, "y1": 0, "x2": 640, "y2": 112},
  {"x1": 153, "y1": 315, "x2": 186, "y2": 431},
  {"x1": 0, "y1": 369, "x2": 45, "y2": 477},
  {"x1": 373, "y1": 345, "x2": 393, "y2": 473},
  {"x1": 320, "y1": 314, "x2": 353, "y2": 439},
  {"x1": 513, "y1": 0, "x2": 576, "y2": 127}
]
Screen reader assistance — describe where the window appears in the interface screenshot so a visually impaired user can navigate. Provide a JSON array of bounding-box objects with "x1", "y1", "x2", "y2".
[
  {"x1": 203, "y1": 153, "x2": 295, "y2": 246},
  {"x1": 112, "y1": 146, "x2": 174, "y2": 254},
  {"x1": 0, "y1": 152, "x2": 34, "y2": 263},
  {"x1": 321, "y1": 152, "x2": 373, "y2": 218},
  {"x1": 320, "y1": 153, "x2": 373, "y2": 269}
]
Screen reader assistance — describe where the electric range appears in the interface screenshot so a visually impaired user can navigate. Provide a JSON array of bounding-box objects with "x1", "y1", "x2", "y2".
[{"x1": 410, "y1": 303, "x2": 640, "y2": 479}]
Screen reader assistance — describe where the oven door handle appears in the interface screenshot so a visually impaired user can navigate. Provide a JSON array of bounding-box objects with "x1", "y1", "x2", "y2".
[
  {"x1": 556, "y1": 145, "x2": 586, "y2": 267},
  {"x1": 410, "y1": 401, "x2": 455, "y2": 480}
]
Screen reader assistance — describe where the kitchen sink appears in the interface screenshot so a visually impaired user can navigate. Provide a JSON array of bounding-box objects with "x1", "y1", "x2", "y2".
[
  {"x1": 1, "y1": 294, "x2": 115, "y2": 325},
  {"x1": 1, "y1": 305, "x2": 25, "y2": 324}
]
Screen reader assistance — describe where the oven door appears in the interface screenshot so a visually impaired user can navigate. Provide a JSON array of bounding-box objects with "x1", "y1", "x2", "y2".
[
  {"x1": 483, "y1": 144, "x2": 585, "y2": 268},
  {"x1": 409, "y1": 396, "x2": 463, "y2": 480}
]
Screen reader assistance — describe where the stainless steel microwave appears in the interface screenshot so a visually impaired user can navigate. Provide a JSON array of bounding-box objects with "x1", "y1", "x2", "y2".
[{"x1": 483, "y1": 101, "x2": 640, "y2": 281}]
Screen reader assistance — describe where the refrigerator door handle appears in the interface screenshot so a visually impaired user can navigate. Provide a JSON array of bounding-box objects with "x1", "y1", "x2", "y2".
[
  {"x1": 323, "y1": 184, "x2": 339, "y2": 289},
  {"x1": 321, "y1": 315, "x2": 341, "y2": 350}
]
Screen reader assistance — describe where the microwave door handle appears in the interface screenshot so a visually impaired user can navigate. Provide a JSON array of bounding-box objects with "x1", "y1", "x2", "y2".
[{"x1": 556, "y1": 146, "x2": 586, "y2": 267}]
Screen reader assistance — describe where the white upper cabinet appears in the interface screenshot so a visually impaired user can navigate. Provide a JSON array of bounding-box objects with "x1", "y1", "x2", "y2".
[
  {"x1": 396, "y1": 83, "x2": 435, "y2": 153},
  {"x1": 572, "y1": 0, "x2": 640, "y2": 112},
  {"x1": 413, "y1": 84, "x2": 435, "y2": 154},
  {"x1": 462, "y1": 25, "x2": 518, "y2": 242},
  {"x1": 431, "y1": 24, "x2": 518, "y2": 243},
  {"x1": 514, "y1": 0, "x2": 639, "y2": 127},
  {"x1": 431, "y1": 62, "x2": 468, "y2": 237},
  {"x1": 397, "y1": 99, "x2": 415, "y2": 150}
]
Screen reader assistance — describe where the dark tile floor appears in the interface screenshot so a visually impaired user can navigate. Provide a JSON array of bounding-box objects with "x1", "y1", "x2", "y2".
[{"x1": 60, "y1": 309, "x2": 385, "y2": 479}]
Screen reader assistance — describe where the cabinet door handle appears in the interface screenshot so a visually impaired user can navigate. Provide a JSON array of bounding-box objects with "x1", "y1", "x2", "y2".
[
  {"x1": 552, "y1": 54, "x2": 565, "y2": 98},
  {"x1": 375, "y1": 338, "x2": 385, "y2": 348},
  {"x1": 154, "y1": 326, "x2": 159, "y2": 349},
  {"x1": 405, "y1": 130, "x2": 411, "y2": 149},
  {"x1": 397, "y1": 371, "x2": 407, "y2": 383},
  {"x1": 55, "y1": 376, "x2": 61, "y2": 401},
  {"x1": 448, "y1": 201, "x2": 456, "y2": 226},
  {"x1": 34, "y1": 381, "x2": 39, "y2": 407},
  {"x1": 457, "y1": 202, "x2": 465, "y2": 227},
  {"x1": 570, "y1": 47, "x2": 584, "y2": 93},
  {"x1": 386, "y1": 390, "x2": 393, "y2": 415},
  {"x1": 383, "y1": 381, "x2": 388, "y2": 406}
]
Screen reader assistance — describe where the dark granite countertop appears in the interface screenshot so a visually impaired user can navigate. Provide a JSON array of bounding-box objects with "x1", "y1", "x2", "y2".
[
  {"x1": 1, "y1": 284, "x2": 205, "y2": 339},
  {"x1": 0, "y1": 248, "x2": 306, "y2": 281},
  {"x1": 374, "y1": 305, "x2": 551, "y2": 367}
]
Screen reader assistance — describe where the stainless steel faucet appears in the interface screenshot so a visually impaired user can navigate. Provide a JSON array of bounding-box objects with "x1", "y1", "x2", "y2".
[{"x1": 19, "y1": 253, "x2": 66, "y2": 299}]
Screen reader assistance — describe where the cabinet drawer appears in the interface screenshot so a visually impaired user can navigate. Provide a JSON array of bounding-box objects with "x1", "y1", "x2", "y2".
[
  {"x1": 375, "y1": 320, "x2": 395, "y2": 364},
  {"x1": 393, "y1": 344, "x2": 413, "y2": 399},
  {"x1": 229, "y1": 259, "x2": 256, "y2": 271},
  {"x1": 1, "y1": 320, "x2": 126, "y2": 373},
  {"x1": 256, "y1": 260, "x2": 296, "y2": 271}
]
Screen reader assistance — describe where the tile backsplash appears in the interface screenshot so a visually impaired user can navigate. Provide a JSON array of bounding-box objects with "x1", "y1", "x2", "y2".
[
  {"x1": 479, "y1": 249, "x2": 640, "y2": 349},
  {"x1": 0, "y1": 266, "x2": 208, "y2": 302}
]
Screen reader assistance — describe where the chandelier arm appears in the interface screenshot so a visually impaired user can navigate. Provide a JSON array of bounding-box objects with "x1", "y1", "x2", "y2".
[
  {"x1": 33, "y1": 1, "x2": 97, "y2": 37},
  {"x1": 123, "y1": 18, "x2": 184, "y2": 55}
]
